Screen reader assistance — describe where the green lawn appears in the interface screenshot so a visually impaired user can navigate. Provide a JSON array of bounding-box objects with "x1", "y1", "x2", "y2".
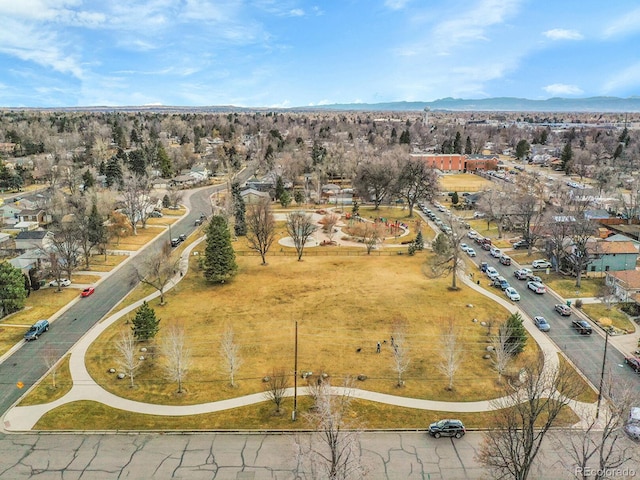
[{"x1": 543, "y1": 274, "x2": 604, "y2": 298}]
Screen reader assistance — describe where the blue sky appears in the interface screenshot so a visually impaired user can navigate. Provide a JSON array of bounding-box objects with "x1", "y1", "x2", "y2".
[{"x1": 0, "y1": 0, "x2": 639, "y2": 107}]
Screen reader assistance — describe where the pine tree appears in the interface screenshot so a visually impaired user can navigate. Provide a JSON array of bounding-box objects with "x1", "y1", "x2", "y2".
[
  {"x1": 505, "y1": 312, "x2": 527, "y2": 355},
  {"x1": 232, "y1": 182, "x2": 247, "y2": 236},
  {"x1": 465, "y1": 136, "x2": 473, "y2": 154},
  {"x1": 131, "y1": 301, "x2": 160, "y2": 341},
  {"x1": 105, "y1": 156, "x2": 123, "y2": 188},
  {"x1": 414, "y1": 230, "x2": 424, "y2": 250},
  {"x1": 87, "y1": 202, "x2": 107, "y2": 251},
  {"x1": 451, "y1": 191, "x2": 459, "y2": 205},
  {"x1": 157, "y1": 143, "x2": 172, "y2": 178},
  {"x1": 275, "y1": 176, "x2": 285, "y2": 201},
  {"x1": 204, "y1": 215, "x2": 238, "y2": 283},
  {"x1": 453, "y1": 132, "x2": 462, "y2": 154},
  {"x1": 561, "y1": 142, "x2": 573, "y2": 173},
  {"x1": 0, "y1": 262, "x2": 28, "y2": 316}
]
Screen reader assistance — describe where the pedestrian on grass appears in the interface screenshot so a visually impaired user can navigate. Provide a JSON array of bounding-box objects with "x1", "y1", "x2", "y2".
[{"x1": 376, "y1": 341, "x2": 381, "y2": 353}]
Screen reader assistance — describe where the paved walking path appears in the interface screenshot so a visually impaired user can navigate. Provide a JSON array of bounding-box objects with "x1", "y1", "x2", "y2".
[{"x1": 2, "y1": 207, "x2": 609, "y2": 432}]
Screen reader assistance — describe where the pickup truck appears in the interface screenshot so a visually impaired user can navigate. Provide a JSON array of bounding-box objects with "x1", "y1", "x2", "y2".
[{"x1": 572, "y1": 319, "x2": 593, "y2": 335}]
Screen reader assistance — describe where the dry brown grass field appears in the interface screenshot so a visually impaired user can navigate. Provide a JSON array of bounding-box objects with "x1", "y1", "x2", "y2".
[
  {"x1": 84, "y1": 249, "x2": 546, "y2": 407},
  {"x1": 33, "y1": 397, "x2": 580, "y2": 431},
  {"x1": 439, "y1": 173, "x2": 492, "y2": 193}
]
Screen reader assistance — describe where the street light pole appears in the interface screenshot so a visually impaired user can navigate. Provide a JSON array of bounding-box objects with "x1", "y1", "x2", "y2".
[
  {"x1": 293, "y1": 320, "x2": 298, "y2": 421},
  {"x1": 596, "y1": 329, "x2": 609, "y2": 419}
]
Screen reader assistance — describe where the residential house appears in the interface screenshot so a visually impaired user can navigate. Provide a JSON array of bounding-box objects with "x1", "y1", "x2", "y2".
[
  {"x1": 14, "y1": 230, "x2": 53, "y2": 251},
  {"x1": 240, "y1": 188, "x2": 271, "y2": 205},
  {"x1": 12, "y1": 221, "x2": 40, "y2": 232},
  {"x1": 605, "y1": 270, "x2": 640, "y2": 302},
  {"x1": 0, "y1": 232, "x2": 13, "y2": 253},
  {"x1": 586, "y1": 240, "x2": 639, "y2": 273},
  {"x1": 9, "y1": 249, "x2": 47, "y2": 274},
  {"x1": 0, "y1": 203, "x2": 22, "y2": 227},
  {"x1": 189, "y1": 165, "x2": 210, "y2": 182},
  {"x1": 171, "y1": 174, "x2": 197, "y2": 187},
  {"x1": 17, "y1": 209, "x2": 47, "y2": 227},
  {"x1": 606, "y1": 234, "x2": 640, "y2": 251}
]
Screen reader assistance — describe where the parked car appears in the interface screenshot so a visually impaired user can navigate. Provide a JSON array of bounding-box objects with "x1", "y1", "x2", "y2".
[
  {"x1": 527, "y1": 281, "x2": 546, "y2": 294},
  {"x1": 149, "y1": 211, "x2": 163, "y2": 218},
  {"x1": 490, "y1": 246, "x2": 501, "y2": 258},
  {"x1": 81, "y1": 286, "x2": 95, "y2": 297},
  {"x1": 171, "y1": 237, "x2": 181, "y2": 247},
  {"x1": 480, "y1": 261, "x2": 488, "y2": 272},
  {"x1": 486, "y1": 267, "x2": 499, "y2": 280},
  {"x1": 466, "y1": 247, "x2": 476, "y2": 257},
  {"x1": 532, "y1": 259, "x2": 552, "y2": 269},
  {"x1": 624, "y1": 356, "x2": 640, "y2": 373},
  {"x1": 625, "y1": 407, "x2": 640, "y2": 441},
  {"x1": 428, "y1": 419, "x2": 466, "y2": 439},
  {"x1": 24, "y1": 319, "x2": 49, "y2": 341},
  {"x1": 505, "y1": 287, "x2": 520, "y2": 301},
  {"x1": 49, "y1": 278, "x2": 71, "y2": 287},
  {"x1": 572, "y1": 319, "x2": 593, "y2": 334},
  {"x1": 513, "y1": 239, "x2": 530, "y2": 249},
  {"x1": 467, "y1": 230, "x2": 478, "y2": 239},
  {"x1": 493, "y1": 276, "x2": 510, "y2": 290},
  {"x1": 460, "y1": 243, "x2": 469, "y2": 252},
  {"x1": 179, "y1": 233, "x2": 187, "y2": 242},
  {"x1": 555, "y1": 304, "x2": 572, "y2": 316},
  {"x1": 533, "y1": 316, "x2": 550, "y2": 332},
  {"x1": 499, "y1": 254, "x2": 511, "y2": 265},
  {"x1": 514, "y1": 268, "x2": 532, "y2": 280},
  {"x1": 526, "y1": 274, "x2": 542, "y2": 283}
]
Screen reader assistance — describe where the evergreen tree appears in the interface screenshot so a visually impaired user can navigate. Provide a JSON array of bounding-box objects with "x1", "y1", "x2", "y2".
[
  {"x1": 275, "y1": 176, "x2": 285, "y2": 201},
  {"x1": 294, "y1": 190, "x2": 305, "y2": 204},
  {"x1": 465, "y1": 136, "x2": 473, "y2": 154},
  {"x1": 131, "y1": 301, "x2": 160, "y2": 341},
  {"x1": 128, "y1": 149, "x2": 146, "y2": 176},
  {"x1": 505, "y1": 312, "x2": 527, "y2": 355},
  {"x1": 453, "y1": 132, "x2": 462, "y2": 154},
  {"x1": 157, "y1": 143, "x2": 172, "y2": 178},
  {"x1": 162, "y1": 194, "x2": 170, "y2": 208},
  {"x1": 399, "y1": 129, "x2": 411, "y2": 144},
  {"x1": 204, "y1": 215, "x2": 237, "y2": 283},
  {"x1": 0, "y1": 262, "x2": 28, "y2": 317},
  {"x1": 279, "y1": 190, "x2": 292, "y2": 208},
  {"x1": 515, "y1": 139, "x2": 530, "y2": 160},
  {"x1": 105, "y1": 156, "x2": 123, "y2": 188},
  {"x1": 82, "y1": 170, "x2": 95, "y2": 190},
  {"x1": 87, "y1": 202, "x2": 107, "y2": 251},
  {"x1": 232, "y1": 182, "x2": 247, "y2": 236},
  {"x1": 561, "y1": 142, "x2": 573, "y2": 173},
  {"x1": 451, "y1": 191, "x2": 459, "y2": 205}
]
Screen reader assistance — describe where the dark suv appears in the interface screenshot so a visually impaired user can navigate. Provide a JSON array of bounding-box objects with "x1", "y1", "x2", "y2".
[
  {"x1": 24, "y1": 319, "x2": 49, "y2": 341},
  {"x1": 513, "y1": 239, "x2": 530, "y2": 249},
  {"x1": 428, "y1": 419, "x2": 466, "y2": 438}
]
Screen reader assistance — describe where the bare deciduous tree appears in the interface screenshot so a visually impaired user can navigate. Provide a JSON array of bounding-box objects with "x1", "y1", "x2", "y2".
[
  {"x1": 220, "y1": 325, "x2": 242, "y2": 388},
  {"x1": 115, "y1": 330, "x2": 142, "y2": 388},
  {"x1": 161, "y1": 324, "x2": 191, "y2": 394},
  {"x1": 352, "y1": 154, "x2": 396, "y2": 209},
  {"x1": 246, "y1": 198, "x2": 276, "y2": 265},
  {"x1": 136, "y1": 241, "x2": 178, "y2": 305},
  {"x1": 263, "y1": 368, "x2": 289, "y2": 414},
  {"x1": 286, "y1": 211, "x2": 317, "y2": 261},
  {"x1": 295, "y1": 379, "x2": 365, "y2": 480},
  {"x1": 555, "y1": 378, "x2": 639, "y2": 480},
  {"x1": 42, "y1": 346, "x2": 60, "y2": 389},
  {"x1": 349, "y1": 221, "x2": 385, "y2": 254},
  {"x1": 391, "y1": 323, "x2": 410, "y2": 387},
  {"x1": 395, "y1": 154, "x2": 440, "y2": 217},
  {"x1": 490, "y1": 322, "x2": 519, "y2": 381},
  {"x1": 438, "y1": 319, "x2": 463, "y2": 391},
  {"x1": 477, "y1": 357, "x2": 586, "y2": 480},
  {"x1": 319, "y1": 212, "x2": 340, "y2": 243},
  {"x1": 121, "y1": 173, "x2": 155, "y2": 235},
  {"x1": 429, "y1": 217, "x2": 466, "y2": 289}
]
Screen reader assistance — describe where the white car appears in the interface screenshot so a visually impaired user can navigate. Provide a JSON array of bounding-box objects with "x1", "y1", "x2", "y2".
[
  {"x1": 505, "y1": 287, "x2": 520, "y2": 301},
  {"x1": 466, "y1": 247, "x2": 476, "y2": 257},
  {"x1": 527, "y1": 281, "x2": 546, "y2": 294},
  {"x1": 490, "y1": 247, "x2": 501, "y2": 258},
  {"x1": 460, "y1": 243, "x2": 469, "y2": 252},
  {"x1": 467, "y1": 230, "x2": 478, "y2": 239},
  {"x1": 486, "y1": 267, "x2": 499, "y2": 280},
  {"x1": 49, "y1": 278, "x2": 71, "y2": 287},
  {"x1": 532, "y1": 259, "x2": 552, "y2": 269}
]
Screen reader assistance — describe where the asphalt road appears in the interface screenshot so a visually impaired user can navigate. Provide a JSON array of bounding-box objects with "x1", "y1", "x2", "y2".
[
  {"x1": 0, "y1": 430, "x2": 613, "y2": 480},
  {"x1": 0, "y1": 180, "x2": 236, "y2": 417},
  {"x1": 468, "y1": 238, "x2": 640, "y2": 396}
]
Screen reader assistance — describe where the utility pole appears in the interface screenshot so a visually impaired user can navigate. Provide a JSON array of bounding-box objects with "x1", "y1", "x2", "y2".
[
  {"x1": 293, "y1": 320, "x2": 298, "y2": 421},
  {"x1": 596, "y1": 329, "x2": 609, "y2": 419}
]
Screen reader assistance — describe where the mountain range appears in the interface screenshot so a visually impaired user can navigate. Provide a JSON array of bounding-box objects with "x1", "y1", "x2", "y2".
[{"x1": 305, "y1": 96, "x2": 640, "y2": 113}]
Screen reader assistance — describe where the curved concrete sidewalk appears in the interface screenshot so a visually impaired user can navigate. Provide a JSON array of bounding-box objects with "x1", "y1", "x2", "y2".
[{"x1": 2, "y1": 225, "x2": 598, "y2": 432}]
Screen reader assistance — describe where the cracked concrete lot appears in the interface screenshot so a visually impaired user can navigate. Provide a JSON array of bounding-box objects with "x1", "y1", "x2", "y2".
[{"x1": 0, "y1": 431, "x2": 581, "y2": 479}]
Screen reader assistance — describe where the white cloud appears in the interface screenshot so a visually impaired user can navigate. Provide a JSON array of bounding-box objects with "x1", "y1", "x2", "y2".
[
  {"x1": 543, "y1": 29, "x2": 583, "y2": 41},
  {"x1": 603, "y1": 62, "x2": 640, "y2": 93},
  {"x1": 385, "y1": 0, "x2": 411, "y2": 10},
  {"x1": 543, "y1": 84, "x2": 584, "y2": 96},
  {"x1": 288, "y1": 9, "x2": 304, "y2": 17},
  {"x1": 603, "y1": 7, "x2": 640, "y2": 38}
]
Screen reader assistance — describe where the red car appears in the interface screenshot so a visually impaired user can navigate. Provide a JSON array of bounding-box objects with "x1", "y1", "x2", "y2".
[{"x1": 81, "y1": 286, "x2": 95, "y2": 297}]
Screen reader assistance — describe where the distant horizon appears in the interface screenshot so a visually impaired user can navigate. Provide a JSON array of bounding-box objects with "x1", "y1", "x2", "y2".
[
  {"x1": 3, "y1": 95, "x2": 640, "y2": 113},
  {"x1": 1, "y1": 1, "x2": 639, "y2": 108}
]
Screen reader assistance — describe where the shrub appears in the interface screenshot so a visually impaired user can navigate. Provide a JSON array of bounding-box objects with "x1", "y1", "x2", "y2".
[{"x1": 574, "y1": 298, "x2": 583, "y2": 309}]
